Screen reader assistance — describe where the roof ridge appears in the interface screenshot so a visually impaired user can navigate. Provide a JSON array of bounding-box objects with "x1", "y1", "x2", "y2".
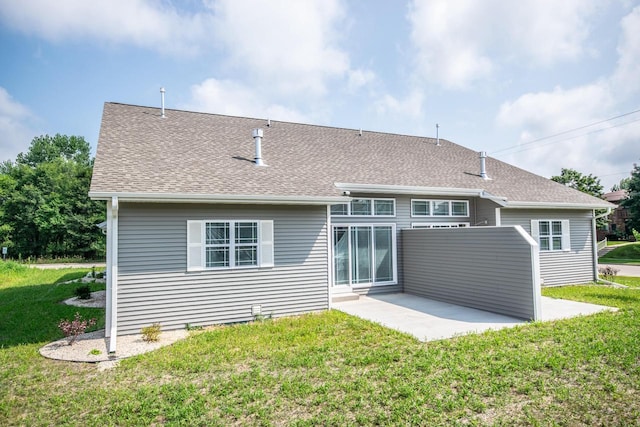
[{"x1": 105, "y1": 102, "x2": 440, "y2": 142}]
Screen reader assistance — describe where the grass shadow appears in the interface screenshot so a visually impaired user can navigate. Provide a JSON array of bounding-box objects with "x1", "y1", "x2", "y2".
[{"x1": 0, "y1": 280, "x2": 105, "y2": 348}]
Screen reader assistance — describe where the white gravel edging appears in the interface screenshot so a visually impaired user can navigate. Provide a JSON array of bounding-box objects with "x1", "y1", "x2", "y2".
[
  {"x1": 39, "y1": 329, "x2": 189, "y2": 363},
  {"x1": 62, "y1": 291, "x2": 106, "y2": 308}
]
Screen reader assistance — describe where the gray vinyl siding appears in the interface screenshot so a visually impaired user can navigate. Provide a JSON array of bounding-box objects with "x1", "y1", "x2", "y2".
[
  {"x1": 402, "y1": 226, "x2": 539, "y2": 320},
  {"x1": 116, "y1": 203, "x2": 329, "y2": 335},
  {"x1": 475, "y1": 198, "x2": 501, "y2": 226},
  {"x1": 333, "y1": 194, "x2": 477, "y2": 295},
  {"x1": 500, "y1": 208, "x2": 595, "y2": 286}
]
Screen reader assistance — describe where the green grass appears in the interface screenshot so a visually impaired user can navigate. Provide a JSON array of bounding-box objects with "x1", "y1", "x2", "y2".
[
  {"x1": 609, "y1": 275, "x2": 640, "y2": 288},
  {"x1": 0, "y1": 261, "x2": 105, "y2": 347},
  {"x1": 606, "y1": 240, "x2": 628, "y2": 246},
  {"x1": 1, "y1": 263, "x2": 639, "y2": 425},
  {"x1": 599, "y1": 242, "x2": 640, "y2": 265}
]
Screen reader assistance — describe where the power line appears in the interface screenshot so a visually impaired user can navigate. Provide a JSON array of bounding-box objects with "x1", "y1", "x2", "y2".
[
  {"x1": 493, "y1": 116, "x2": 640, "y2": 156},
  {"x1": 491, "y1": 107, "x2": 640, "y2": 155}
]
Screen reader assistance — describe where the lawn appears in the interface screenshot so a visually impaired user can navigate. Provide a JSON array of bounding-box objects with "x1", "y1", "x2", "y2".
[
  {"x1": 599, "y1": 242, "x2": 640, "y2": 265},
  {"x1": 1, "y1": 262, "x2": 639, "y2": 425},
  {"x1": 609, "y1": 275, "x2": 640, "y2": 288}
]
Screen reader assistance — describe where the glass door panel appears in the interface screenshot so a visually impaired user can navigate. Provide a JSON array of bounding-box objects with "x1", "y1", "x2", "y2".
[
  {"x1": 374, "y1": 226, "x2": 393, "y2": 282},
  {"x1": 333, "y1": 226, "x2": 350, "y2": 285},
  {"x1": 351, "y1": 226, "x2": 372, "y2": 284}
]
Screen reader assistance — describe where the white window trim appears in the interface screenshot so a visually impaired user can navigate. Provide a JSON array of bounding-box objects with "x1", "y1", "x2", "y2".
[
  {"x1": 332, "y1": 223, "x2": 398, "y2": 287},
  {"x1": 410, "y1": 199, "x2": 470, "y2": 218},
  {"x1": 331, "y1": 198, "x2": 396, "y2": 217},
  {"x1": 411, "y1": 222, "x2": 470, "y2": 229},
  {"x1": 187, "y1": 219, "x2": 274, "y2": 271},
  {"x1": 530, "y1": 219, "x2": 571, "y2": 252}
]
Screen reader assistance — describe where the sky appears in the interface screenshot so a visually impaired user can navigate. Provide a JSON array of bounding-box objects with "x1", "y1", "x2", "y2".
[{"x1": 1, "y1": 0, "x2": 639, "y2": 191}]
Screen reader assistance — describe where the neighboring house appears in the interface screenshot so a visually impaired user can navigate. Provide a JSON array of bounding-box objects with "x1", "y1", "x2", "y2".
[
  {"x1": 602, "y1": 190, "x2": 630, "y2": 238},
  {"x1": 90, "y1": 103, "x2": 613, "y2": 352}
]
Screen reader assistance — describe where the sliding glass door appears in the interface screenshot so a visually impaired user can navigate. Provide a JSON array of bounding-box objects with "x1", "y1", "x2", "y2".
[{"x1": 333, "y1": 224, "x2": 395, "y2": 286}]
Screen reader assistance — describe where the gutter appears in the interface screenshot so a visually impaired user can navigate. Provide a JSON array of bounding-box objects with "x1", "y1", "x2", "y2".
[
  {"x1": 89, "y1": 191, "x2": 346, "y2": 205},
  {"x1": 504, "y1": 201, "x2": 615, "y2": 210},
  {"x1": 334, "y1": 183, "x2": 507, "y2": 205}
]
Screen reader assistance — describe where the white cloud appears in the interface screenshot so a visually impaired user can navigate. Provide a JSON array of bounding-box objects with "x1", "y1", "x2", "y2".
[
  {"x1": 494, "y1": 5, "x2": 640, "y2": 189},
  {"x1": 210, "y1": 0, "x2": 350, "y2": 96},
  {"x1": 0, "y1": 87, "x2": 37, "y2": 163},
  {"x1": 182, "y1": 78, "x2": 309, "y2": 123},
  {"x1": 496, "y1": 83, "x2": 613, "y2": 132},
  {"x1": 373, "y1": 90, "x2": 424, "y2": 119},
  {"x1": 407, "y1": 0, "x2": 597, "y2": 89},
  {"x1": 612, "y1": 6, "x2": 640, "y2": 98},
  {"x1": 347, "y1": 69, "x2": 376, "y2": 92},
  {"x1": 0, "y1": 0, "x2": 211, "y2": 55}
]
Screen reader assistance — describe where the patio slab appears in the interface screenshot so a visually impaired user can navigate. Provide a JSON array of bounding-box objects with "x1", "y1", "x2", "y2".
[{"x1": 333, "y1": 293, "x2": 617, "y2": 342}]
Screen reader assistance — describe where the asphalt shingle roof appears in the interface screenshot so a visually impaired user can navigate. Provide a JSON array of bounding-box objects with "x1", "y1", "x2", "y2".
[{"x1": 90, "y1": 102, "x2": 611, "y2": 207}]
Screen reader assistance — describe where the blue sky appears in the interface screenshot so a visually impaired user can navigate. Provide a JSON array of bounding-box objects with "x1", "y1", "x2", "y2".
[{"x1": 1, "y1": 0, "x2": 639, "y2": 190}]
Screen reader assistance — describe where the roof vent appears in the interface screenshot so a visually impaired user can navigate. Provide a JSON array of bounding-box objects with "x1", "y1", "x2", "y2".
[
  {"x1": 160, "y1": 87, "x2": 166, "y2": 118},
  {"x1": 252, "y1": 128, "x2": 265, "y2": 166},
  {"x1": 436, "y1": 123, "x2": 440, "y2": 146},
  {"x1": 267, "y1": 119, "x2": 271, "y2": 127},
  {"x1": 479, "y1": 151, "x2": 489, "y2": 179},
  {"x1": 359, "y1": 128, "x2": 362, "y2": 136}
]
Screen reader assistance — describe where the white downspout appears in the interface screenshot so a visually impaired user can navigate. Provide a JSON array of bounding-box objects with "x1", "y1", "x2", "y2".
[
  {"x1": 592, "y1": 207, "x2": 612, "y2": 281},
  {"x1": 327, "y1": 205, "x2": 333, "y2": 309},
  {"x1": 107, "y1": 196, "x2": 119, "y2": 353}
]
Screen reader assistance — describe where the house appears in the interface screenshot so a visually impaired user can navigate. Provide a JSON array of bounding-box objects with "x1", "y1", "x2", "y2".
[
  {"x1": 602, "y1": 190, "x2": 630, "y2": 239},
  {"x1": 90, "y1": 102, "x2": 613, "y2": 352}
]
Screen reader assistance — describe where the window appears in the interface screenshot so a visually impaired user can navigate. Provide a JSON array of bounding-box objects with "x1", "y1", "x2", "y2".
[
  {"x1": 411, "y1": 199, "x2": 469, "y2": 217},
  {"x1": 330, "y1": 198, "x2": 396, "y2": 217},
  {"x1": 333, "y1": 224, "x2": 396, "y2": 286},
  {"x1": 187, "y1": 220, "x2": 274, "y2": 271},
  {"x1": 531, "y1": 220, "x2": 570, "y2": 252},
  {"x1": 411, "y1": 223, "x2": 469, "y2": 229}
]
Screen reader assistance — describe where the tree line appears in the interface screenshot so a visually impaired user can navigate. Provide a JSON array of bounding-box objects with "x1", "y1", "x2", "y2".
[
  {"x1": 551, "y1": 166, "x2": 640, "y2": 238},
  {"x1": 0, "y1": 135, "x2": 105, "y2": 260}
]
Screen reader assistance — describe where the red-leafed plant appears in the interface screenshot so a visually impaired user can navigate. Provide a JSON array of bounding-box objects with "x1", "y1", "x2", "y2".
[{"x1": 58, "y1": 312, "x2": 96, "y2": 345}]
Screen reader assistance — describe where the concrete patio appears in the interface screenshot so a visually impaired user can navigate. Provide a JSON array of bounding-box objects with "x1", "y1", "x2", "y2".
[{"x1": 333, "y1": 293, "x2": 617, "y2": 342}]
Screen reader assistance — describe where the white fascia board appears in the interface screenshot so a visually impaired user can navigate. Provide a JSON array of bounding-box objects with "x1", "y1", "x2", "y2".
[
  {"x1": 89, "y1": 191, "x2": 346, "y2": 205},
  {"x1": 334, "y1": 182, "x2": 508, "y2": 205},
  {"x1": 504, "y1": 201, "x2": 615, "y2": 210}
]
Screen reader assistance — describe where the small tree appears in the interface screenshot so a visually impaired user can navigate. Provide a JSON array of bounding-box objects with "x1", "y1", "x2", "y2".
[
  {"x1": 622, "y1": 163, "x2": 640, "y2": 234},
  {"x1": 58, "y1": 312, "x2": 96, "y2": 345}
]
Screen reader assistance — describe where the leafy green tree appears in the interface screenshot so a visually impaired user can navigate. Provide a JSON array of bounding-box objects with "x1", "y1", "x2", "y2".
[
  {"x1": 551, "y1": 168, "x2": 606, "y2": 228},
  {"x1": 551, "y1": 168, "x2": 604, "y2": 197},
  {"x1": 0, "y1": 134, "x2": 105, "y2": 259},
  {"x1": 611, "y1": 177, "x2": 631, "y2": 192},
  {"x1": 622, "y1": 164, "x2": 640, "y2": 234}
]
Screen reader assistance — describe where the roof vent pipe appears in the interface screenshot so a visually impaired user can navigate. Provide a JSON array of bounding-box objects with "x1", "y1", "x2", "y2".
[
  {"x1": 252, "y1": 128, "x2": 265, "y2": 166},
  {"x1": 267, "y1": 119, "x2": 271, "y2": 127},
  {"x1": 436, "y1": 123, "x2": 440, "y2": 146},
  {"x1": 160, "y1": 87, "x2": 166, "y2": 118},
  {"x1": 479, "y1": 151, "x2": 488, "y2": 179}
]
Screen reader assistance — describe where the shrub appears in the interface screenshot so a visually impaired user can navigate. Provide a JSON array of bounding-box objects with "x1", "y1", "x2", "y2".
[
  {"x1": 141, "y1": 323, "x2": 161, "y2": 342},
  {"x1": 74, "y1": 285, "x2": 92, "y2": 300},
  {"x1": 58, "y1": 312, "x2": 96, "y2": 345},
  {"x1": 599, "y1": 266, "x2": 619, "y2": 282}
]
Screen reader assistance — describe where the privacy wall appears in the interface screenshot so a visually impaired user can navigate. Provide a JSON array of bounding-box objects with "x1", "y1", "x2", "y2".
[{"x1": 402, "y1": 226, "x2": 541, "y2": 320}]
